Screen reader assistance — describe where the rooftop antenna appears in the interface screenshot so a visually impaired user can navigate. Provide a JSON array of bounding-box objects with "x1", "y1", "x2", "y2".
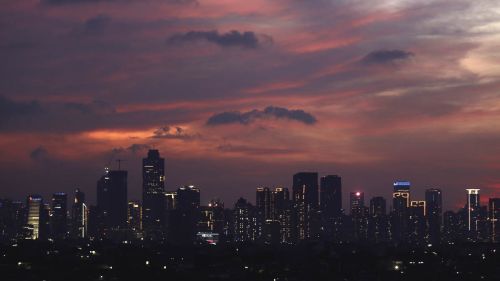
[{"x1": 116, "y1": 159, "x2": 126, "y2": 170}]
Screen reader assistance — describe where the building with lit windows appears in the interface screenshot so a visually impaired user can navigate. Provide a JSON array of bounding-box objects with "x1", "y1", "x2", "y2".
[{"x1": 142, "y1": 150, "x2": 165, "y2": 239}]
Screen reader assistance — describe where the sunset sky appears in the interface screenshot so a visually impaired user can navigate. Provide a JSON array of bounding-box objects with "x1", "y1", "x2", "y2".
[{"x1": 1, "y1": 0, "x2": 500, "y2": 210}]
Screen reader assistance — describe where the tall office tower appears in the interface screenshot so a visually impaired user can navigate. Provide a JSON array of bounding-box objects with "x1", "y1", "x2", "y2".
[
  {"x1": 256, "y1": 187, "x2": 272, "y2": 240},
  {"x1": 142, "y1": 150, "x2": 165, "y2": 239},
  {"x1": 272, "y1": 187, "x2": 293, "y2": 243},
  {"x1": 370, "y1": 196, "x2": 386, "y2": 217},
  {"x1": 233, "y1": 198, "x2": 256, "y2": 242},
  {"x1": 71, "y1": 188, "x2": 87, "y2": 239},
  {"x1": 208, "y1": 199, "x2": 226, "y2": 236},
  {"x1": 392, "y1": 181, "x2": 411, "y2": 242},
  {"x1": 0, "y1": 199, "x2": 26, "y2": 240},
  {"x1": 164, "y1": 191, "x2": 177, "y2": 239},
  {"x1": 425, "y1": 188, "x2": 442, "y2": 244},
  {"x1": 320, "y1": 175, "x2": 342, "y2": 241},
  {"x1": 443, "y1": 210, "x2": 459, "y2": 241},
  {"x1": 165, "y1": 191, "x2": 177, "y2": 210},
  {"x1": 489, "y1": 198, "x2": 500, "y2": 242},
  {"x1": 127, "y1": 201, "x2": 142, "y2": 236},
  {"x1": 26, "y1": 195, "x2": 43, "y2": 240},
  {"x1": 408, "y1": 201, "x2": 426, "y2": 244},
  {"x1": 51, "y1": 192, "x2": 68, "y2": 239},
  {"x1": 198, "y1": 206, "x2": 214, "y2": 233},
  {"x1": 465, "y1": 189, "x2": 480, "y2": 234},
  {"x1": 368, "y1": 196, "x2": 388, "y2": 243},
  {"x1": 350, "y1": 191, "x2": 368, "y2": 240},
  {"x1": 169, "y1": 185, "x2": 200, "y2": 244},
  {"x1": 292, "y1": 172, "x2": 319, "y2": 240},
  {"x1": 97, "y1": 168, "x2": 128, "y2": 236},
  {"x1": 320, "y1": 175, "x2": 342, "y2": 218},
  {"x1": 350, "y1": 192, "x2": 365, "y2": 216}
]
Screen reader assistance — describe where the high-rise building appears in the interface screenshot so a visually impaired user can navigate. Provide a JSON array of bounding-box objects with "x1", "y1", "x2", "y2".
[
  {"x1": 233, "y1": 198, "x2": 256, "y2": 242},
  {"x1": 0, "y1": 199, "x2": 26, "y2": 240},
  {"x1": 408, "y1": 201, "x2": 426, "y2": 244},
  {"x1": 51, "y1": 192, "x2": 68, "y2": 239},
  {"x1": 369, "y1": 196, "x2": 388, "y2": 242},
  {"x1": 392, "y1": 181, "x2": 411, "y2": 242},
  {"x1": 350, "y1": 192, "x2": 365, "y2": 216},
  {"x1": 425, "y1": 188, "x2": 442, "y2": 244},
  {"x1": 350, "y1": 191, "x2": 368, "y2": 240},
  {"x1": 489, "y1": 198, "x2": 500, "y2": 242},
  {"x1": 169, "y1": 185, "x2": 200, "y2": 244},
  {"x1": 127, "y1": 201, "x2": 142, "y2": 235},
  {"x1": 26, "y1": 195, "x2": 43, "y2": 240},
  {"x1": 320, "y1": 175, "x2": 342, "y2": 241},
  {"x1": 256, "y1": 187, "x2": 272, "y2": 239},
  {"x1": 465, "y1": 189, "x2": 480, "y2": 232},
  {"x1": 71, "y1": 188, "x2": 87, "y2": 239},
  {"x1": 292, "y1": 172, "x2": 319, "y2": 240},
  {"x1": 271, "y1": 187, "x2": 292, "y2": 243},
  {"x1": 320, "y1": 175, "x2": 342, "y2": 219},
  {"x1": 142, "y1": 150, "x2": 165, "y2": 239},
  {"x1": 370, "y1": 196, "x2": 386, "y2": 217},
  {"x1": 97, "y1": 168, "x2": 128, "y2": 235}
]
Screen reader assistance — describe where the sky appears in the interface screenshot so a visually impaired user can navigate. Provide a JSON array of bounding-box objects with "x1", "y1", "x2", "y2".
[{"x1": 1, "y1": 0, "x2": 500, "y2": 211}]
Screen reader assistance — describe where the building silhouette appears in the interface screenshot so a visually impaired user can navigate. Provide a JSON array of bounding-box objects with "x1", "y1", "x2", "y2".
[
  {"x1": 51, "y1": 192, "x2": 67, "y2": 239},
  {"x1": 292, "y1": 172, "x2": 319, "y2": 240},
  {"x1": 425, "y1": 188, "x2": 442, "y2": 244},
  {"x1": 71, "y1": 188, "x2": 87, "y2": 239},
  {"x1": 97, "y1": 168, "x2": 128, "y2": 237},
  {"x1": 142, "y1": 149, "x2": 165, "y2": 239}
]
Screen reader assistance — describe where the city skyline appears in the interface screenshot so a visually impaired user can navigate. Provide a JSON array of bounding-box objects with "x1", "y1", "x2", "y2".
[
  {"x1": 2, "y1": 148, "x2": 499, "y2": 245},
  {"x1": 2, "y1": 1, "x2": 500, "y2": 211},
  {"x1": 0, "y1": 151, "x2": 496, "y2": 211}
]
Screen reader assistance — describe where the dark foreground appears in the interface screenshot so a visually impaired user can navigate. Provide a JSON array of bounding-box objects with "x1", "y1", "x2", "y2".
[{"x1": 1, "y1": 241, "x2": 499, "y2": 281}]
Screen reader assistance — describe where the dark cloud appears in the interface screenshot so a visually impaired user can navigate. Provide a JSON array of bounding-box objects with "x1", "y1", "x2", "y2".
[
  {"x1": 84, "y1": 15, "x2": 112, "y2": 33},
  {"x1": 217, "y1": 143, "x2": 297, "y2": 155},
  {"x1": 43, "y1": 0, "x2": 106, "y2": 5},
  {"x1": 108, "y1": 143, "x2": 152, "y2": 164},
  {"x1": 362, "y1": 50, "x2": 414, "y2": 64},
  {"x1": 152, "y1": 126, "x2": 199, "y2": 140},
  {"x1": 30, "y1": 146, "x2": 49, "y2": 162},
  {"x1": 207, "y1": 106, "x2": 317, "y2": 126},
  {"x1": 64, "y1": 100, "x2": 116, "y2": 115},
  {"x1": 0, "y1": 96, "x2": 42, "y2": 118},
  {"x1": 167, "y1": 30, "x2": 271, "y2": 48}
]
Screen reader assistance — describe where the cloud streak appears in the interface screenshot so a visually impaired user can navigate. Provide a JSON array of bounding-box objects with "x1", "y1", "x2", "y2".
[
  {"x1": 206, "y1": 106, "x2": 317, "y2": 126},
  {"x1": 167, "y1": 30, "x2": 272, "y2": 48},
  {"x1": 362, "y1": 49, "x2": 414, "y2": 64}
]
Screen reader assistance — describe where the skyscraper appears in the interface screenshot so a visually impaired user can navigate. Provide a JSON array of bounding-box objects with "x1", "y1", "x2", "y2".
[
  {"x1": 256, "y1": 187, "x2": 272, "y2": 239},
  {"x1": 392, "y1": 181, "x2": 411, "y2": 242},
  {"x1": 369, "y1": 196, "x2": 388, "y2": 242},
  {"x1": 26, "y1": 195, "x2": 43, "y2": 240},
  {"x1": 292, "y1": 172, "x2": 319, "y2": 240},
  {"x1": 51, "y1": 192, "x2": 68, "y2": 239},
  {"x1": 350, "y1": 191, "x2": 365, "y2": 216},
  {"x1": 370, "y1": 196, "x2": 386, "y2": 217},
  {"x1": 489, "y1": 198, "x2": 500, "y2": 242},
  {"x1": 465, "y1": 189, "x2": 480, "y2": 232},
  {"x1": 425, "y1": 188, "x2": 442, "y2": 244},
  {"x1": 71, "y1": 188, "x2": 87, "y2": 239},
  {"x1": 169, "y1": 185, "x2": 200, "y2": 244},
  {"x1": 408, "y1": 201, "x2": 426, "y2": 244},
  {"x1": 272, "y1": 187, "x2": 292, "y2": 243},
  {"x1": 233, "y1": 197, "x2": 256, "y2": 242},
  {"x1": 127, "y1": 201, "x2": 142, "y2": 237},
  {"x1": 142, "y1": 149, "x2": 165, "y2": 239},
  {"x1": 320, "y1": 175, "x2": 342, "y2": 219},
  {"x1": 350, "y1": 191, "x2": 368, "y2": 240},
  {"x1": 97, "y1": 168, "x2": 128, "y2": 235}
]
